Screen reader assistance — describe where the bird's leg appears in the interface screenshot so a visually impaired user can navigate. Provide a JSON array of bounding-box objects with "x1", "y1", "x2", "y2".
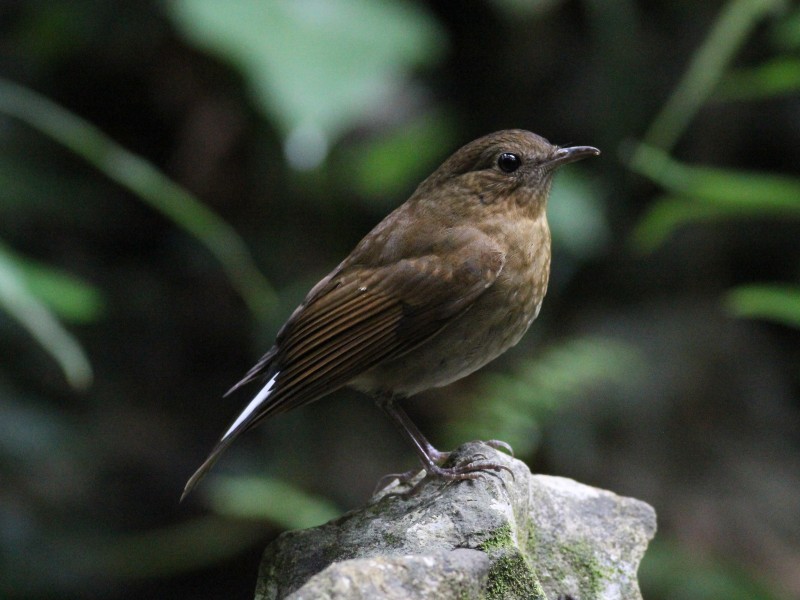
[
  {"x1": 380, "y1": 396, "x2": 450, "y2": 464},
  {"x1": 375, "y1": 395, "x2": 513, "y2": 488},
  {"x1": 372, "y1": 396, "x2": 440, "y2": 492}
]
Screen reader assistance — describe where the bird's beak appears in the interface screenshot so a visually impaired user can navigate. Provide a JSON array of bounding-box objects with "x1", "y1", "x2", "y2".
[{"x1": 547, "y1": 145, "x2": 601, "y2": 168}]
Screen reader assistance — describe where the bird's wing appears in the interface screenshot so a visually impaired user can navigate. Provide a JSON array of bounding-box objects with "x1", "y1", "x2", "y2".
[
  {"x1": 257, "y1": 230, "x2": 505, "y2": 415},
  {"x1": 271, "y1": 253, "x2": 505, "y2": 414},
  {"x1": 181, "y1": 229, "x2": 504, "y2": 499}
]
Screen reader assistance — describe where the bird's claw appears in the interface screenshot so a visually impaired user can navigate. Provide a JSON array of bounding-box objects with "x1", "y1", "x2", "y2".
[
  {"x1": 484, "y1": 439, "x2": 514, "y2": 457},
  {"x1": 373, "y1": 468, "x2": 424, "y2": 496}
]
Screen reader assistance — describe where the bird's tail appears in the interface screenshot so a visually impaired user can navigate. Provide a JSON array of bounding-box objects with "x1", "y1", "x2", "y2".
[
  {"x1": 181, "y1": 372, "x2": 279, "y2": 501},
  {"x1": 180, "y1": 434, "x2": 236, "y2": 502}
]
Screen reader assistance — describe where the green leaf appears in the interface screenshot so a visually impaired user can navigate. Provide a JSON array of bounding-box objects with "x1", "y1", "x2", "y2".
[
  {"x1": 168, "y1": 0, "x2": 446, "y2": 169},
  {"x1": 340, "y1": 113, "x2": 454, "y2": 206},
  {"x1": 207, "y1": 475, "x2": 340, "y2": 530},
  {"x1": 630, "y1": 146, "x2": 800, "y2": 211},
  {"x1": 631, "y1": 196, "x2": 725, "y2": 253},
  {"x1": 11, "y1": 254, "x2": 104, "y2": 324},
  {"x1": 725, "y1": 284, "x2": 800, "y2": 328},
  {"x1": 0, "y1": 242, "x2": 92, "y2": 389},
  {"x1": 629, "y1": 145, "x2": 800, "y2": 251},
  {"x1": 715, "y1": 57, "x2": 800, "y2": 101}
]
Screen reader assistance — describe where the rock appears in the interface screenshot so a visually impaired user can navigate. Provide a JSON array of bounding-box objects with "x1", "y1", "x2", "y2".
[
  {"x1": 255, "y1": 442, "x2": 656, "y2": 600},
  {"x1": 272, "y1": 549, "x2": 491, "y2": 600}
]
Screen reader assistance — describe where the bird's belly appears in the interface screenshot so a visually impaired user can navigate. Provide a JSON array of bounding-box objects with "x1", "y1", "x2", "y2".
[{"x1": 353, "y1": 268, "x2": 547, "y2": 397}]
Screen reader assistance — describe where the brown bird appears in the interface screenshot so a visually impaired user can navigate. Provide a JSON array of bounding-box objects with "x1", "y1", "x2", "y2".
[{"x1": 182, "y1": 129, "x2": 599, "y2": 500}]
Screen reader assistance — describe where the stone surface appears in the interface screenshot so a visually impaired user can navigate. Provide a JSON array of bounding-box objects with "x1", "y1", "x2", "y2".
[
  {"x1": 280, "y1": 549, "x2": 490, "y2": 600},
  {"x1": 255, "y1": 442, "x2": 657, "y2": 600}
]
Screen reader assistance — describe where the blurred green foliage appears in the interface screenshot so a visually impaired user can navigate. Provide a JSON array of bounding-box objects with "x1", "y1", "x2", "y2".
[
  {"x1": 338, "y1": 112, "x2": 456, "y2": 205},
  {"x1": 0, "y1": 241, "x2": 93, "y2": 389},
  {"x1": 449, "y1": 337, "x2": 644, "y2": 457},
  {"x1": 1, "y1": 1, "x2": 799, "y2": 599},
  {"x1": 0, "y1": 77, "x2": 276, "y2": 320},
  {"x1": 630, "y1": 0, "x2": 800, "y2": 331},
  {"x1": 726, "y1": 284, "x2": 800, "y2": 328},
  {"x1": 716, "y1": 56, "x2": 800, "y2": 100},
  {"x1": 638, "y1": 0, "x2": 787, "y2": 152},
  {"x1": 167, "y1": 0, "x2": 446, "y2": 169},
  {"x1": 206, "y1": 475, "x2": 340, "y2": 529},
  {"x1": 630, "y1": 145, "x2": 800, "y2": 252},
  {"x1": 641, "y1": 540, "x2": 782, "y2": 600},
  {"x1": 716, "y1": 2, "x2": 800, "y2": 100},
  {"x1": 9, "y1": 250, "x2": 104, "y2": 324}
]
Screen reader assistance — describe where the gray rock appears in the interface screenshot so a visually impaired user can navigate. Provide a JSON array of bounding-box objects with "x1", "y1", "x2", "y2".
[
  {"x1": 255, "y1": 442, "x2": 656, "y2": 600},
  {"x1": 278, "y1": 549, "x2": 490, "y2": 600}
]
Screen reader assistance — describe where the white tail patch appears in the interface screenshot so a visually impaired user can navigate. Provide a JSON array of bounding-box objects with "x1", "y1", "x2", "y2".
[{"x1": 221, "y1": 372, "x2": 278, "y2": 440}]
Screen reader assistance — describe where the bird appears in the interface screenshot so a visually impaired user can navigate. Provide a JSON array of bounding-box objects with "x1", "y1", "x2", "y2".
[{"x1": 181, "y1": 129, "x2": 599, "y2": 501}]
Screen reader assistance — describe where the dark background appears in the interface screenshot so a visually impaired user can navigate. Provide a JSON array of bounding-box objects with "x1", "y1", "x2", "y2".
[{"x1": 1, "y1": 1, "x2": 799, "y2": 598}]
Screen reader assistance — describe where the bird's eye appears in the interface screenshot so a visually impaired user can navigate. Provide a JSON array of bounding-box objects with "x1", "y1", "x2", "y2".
[{"x1": 497, "y1": 152, "x2": 521, "y2": 173}]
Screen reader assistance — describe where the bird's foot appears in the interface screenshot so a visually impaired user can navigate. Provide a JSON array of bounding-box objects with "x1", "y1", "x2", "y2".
[
  {"x1": 427, "y1": 453, "x2": 515, "y2": 482},
  {"x1": 484, "y1": 439, "x2": 514, "y2": 457},
  {"x1": 373, "y1": 447, "x2": 453, "y2": 495},
  {"x1": 373, "y1": 440, "x2": 515, "y2": 496}
]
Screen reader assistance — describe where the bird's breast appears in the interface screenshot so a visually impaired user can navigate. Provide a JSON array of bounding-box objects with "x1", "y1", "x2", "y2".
[
  {"x1": 354, "y1": 214, "x2": 551, "y2": 397},
  {"x1": 470, "y1": 213, "x2": 551, "y2": 353}
]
